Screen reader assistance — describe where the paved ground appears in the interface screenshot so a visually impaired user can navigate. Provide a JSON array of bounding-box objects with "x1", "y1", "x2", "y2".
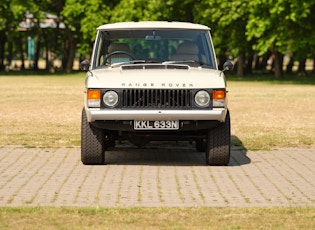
[{"x1": 0, "y1": 143, "x2": 314, "y2": 207}]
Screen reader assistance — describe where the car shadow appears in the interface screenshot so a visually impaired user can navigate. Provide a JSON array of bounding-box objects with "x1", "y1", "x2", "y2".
[
  {"x1": 105, "y1": 136, "x2": 250, "y2": 166},
  {"x1": 229, "y1": 135, "x2": 251, "y2": 166}
]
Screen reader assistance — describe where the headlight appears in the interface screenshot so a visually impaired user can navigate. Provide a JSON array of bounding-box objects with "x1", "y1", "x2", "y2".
[
  {"x1": 103, "y1": 91, "x2": 119, "y2": 107},
  {"x1": 195, "y1": 90, "x2": 210, "y2": 107}
]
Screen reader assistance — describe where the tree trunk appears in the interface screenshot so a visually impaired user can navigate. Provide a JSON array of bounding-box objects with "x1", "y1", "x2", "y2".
[
  {"x1": 0, "y1": 31, "x2": 6, "y2": 70},
  {"x1": 236, "y1": 53, "x2": 245, "y2": 76},
  {"x1": 259, "y1": 51, "x2": 271, "y2": 71},
  {"x1": 64, "y1": 28, "x2": 76, "y2": 73},
  {"x1": 7, "y1": 41, "x2": 12, "y2": 69},
  {"x1": 45, "y1": 41, "x2": 50, "y2": 71},
  {"x1": 297, "y1": 58, "x2": 306, "y2": 75},
  {"x1": 34, "y1": 30, "x2": 42, "y2": 70},
  {"x1": 42, "y1": 29, "x2": 53, "y2": 71},
  {"x1": 273, "y1": 51, "x2": 283, "y2": 78},
  {"x1": 19, "y1": 38, "x2": 25, "y2": 70},
  {"x1": 253, "y1": 53, "x2": 260, "y2": 70},
  {"x1": 245, "y1": 45, "x2": 254, "y2": 74},
  {"x1": 286, "y1": 56, "x2": 294, "y2": 74},
  {"x1": 245, "y1": 53, "x2": 253, "y2": 75},
  {"x1": 62, "y1": 39, "x2": 67, "y2": 70}
]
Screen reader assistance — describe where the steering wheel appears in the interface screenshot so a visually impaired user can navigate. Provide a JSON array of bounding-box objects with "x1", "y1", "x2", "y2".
[{"x1": 105, "y1": 51, "x2": 135, "y2": 64}]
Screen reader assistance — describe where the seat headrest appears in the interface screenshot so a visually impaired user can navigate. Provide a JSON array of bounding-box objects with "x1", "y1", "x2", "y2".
[
  {"x1": 108, "y1": 43, "x2": 130, "y2": 53},
  {"x1": 176, "y1": 42, "x2": 198, "y2": 54}
]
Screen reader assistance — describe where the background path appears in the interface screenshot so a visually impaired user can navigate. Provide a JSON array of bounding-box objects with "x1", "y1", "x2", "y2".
[{"x1": 0, "y1": 143, "x2": 314, "y2": 207}]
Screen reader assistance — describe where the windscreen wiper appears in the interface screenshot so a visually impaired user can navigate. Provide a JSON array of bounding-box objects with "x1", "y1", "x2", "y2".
[
  {"x1": 110, "y1": 59, "x2": 160, "y2": 67},
  {"x1": 162, "y1": 60, "x2": 211, "y2": 67},
  {"x1": 130, "y1": 60, "x2": 160, "y2": 64}
]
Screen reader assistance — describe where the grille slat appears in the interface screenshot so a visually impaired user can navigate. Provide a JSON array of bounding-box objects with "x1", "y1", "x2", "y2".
[{"x1": 123, "y1": 89, "x2": 191, "y2": 109}]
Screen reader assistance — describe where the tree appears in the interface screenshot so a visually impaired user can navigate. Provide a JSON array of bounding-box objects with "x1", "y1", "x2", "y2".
[
  {"x1": 35, "y1": 0, "x2": 65, "y2": 72},
  {"x1": 61, "y1": 0, "x2": 118, "y2": 72},
  {"x1": 1, "y1": 0, "x2": 315, "y2": 75},
  {"x1": 195, "y1": 0, "x2": 253, "y2": 75},
  {"x1": 109, "y1": 0, "x2": 195, "y2": 22},
  {"x1": 247, "y1": 0, "x2": 315, "y2": 77},
  {"x1": 0, "y1": 0, "x2": 39, "y2": 70}
]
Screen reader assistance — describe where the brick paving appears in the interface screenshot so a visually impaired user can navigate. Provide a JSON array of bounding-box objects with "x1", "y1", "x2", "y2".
[{"x1": 0, "y1": 143, "x2": 314, "y2": 207}]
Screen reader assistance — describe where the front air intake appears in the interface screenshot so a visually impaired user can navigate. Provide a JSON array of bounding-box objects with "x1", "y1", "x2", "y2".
[{"x1": 123, "y1": 89, "x2": 191, "y2": 109}]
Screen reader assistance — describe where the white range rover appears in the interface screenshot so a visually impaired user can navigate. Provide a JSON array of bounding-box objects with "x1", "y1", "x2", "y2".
[{"x1": 80, "y1": 21, "x2": 233, "y2": 166}]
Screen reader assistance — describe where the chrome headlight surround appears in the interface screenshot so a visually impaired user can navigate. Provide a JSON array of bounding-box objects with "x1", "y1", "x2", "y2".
[
  {"x1": 194, "y1": 90, "x2": 211, "y2": 107},
  {"x1": 103, "y1": 90, "x2": 119, "y2": 107}
]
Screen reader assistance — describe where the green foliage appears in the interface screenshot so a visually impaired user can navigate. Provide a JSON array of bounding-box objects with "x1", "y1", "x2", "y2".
[
  {"x1": 61, "y1": 0, "x2": 117, "y2": 54},
  {"x1": 1, "y1": 0, "x2": 315, "y2": 74},
  {"x1": 0, "y1": 0, "x2": 38, "y2": 31},
  {"x1": 109, "y1": 0, "x2": 195, "y2": 23},
  {"x1": 247, "y1": 0, "x2": 315, "y2": 56},
  {"x1": 195, "y1": 0, "x2": 251, "y2": 59},
  {"x1": 110, "y1": 0, "x2": 148, "y2": 22}
]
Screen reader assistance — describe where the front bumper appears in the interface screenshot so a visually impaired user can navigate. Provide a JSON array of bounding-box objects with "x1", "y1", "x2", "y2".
[{"x1": 86, "y1": 108, "x2": 227, "y2": 122}]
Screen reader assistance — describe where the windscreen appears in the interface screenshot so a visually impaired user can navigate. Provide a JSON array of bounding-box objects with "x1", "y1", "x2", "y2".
[{"x1": 92, "y1": 29, "x2": 216, "y2": 69}]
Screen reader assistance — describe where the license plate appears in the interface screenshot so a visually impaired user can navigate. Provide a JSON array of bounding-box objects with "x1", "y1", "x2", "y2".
[{"x1": 134, "y1": 120, "x2": 179, "y2": 130}]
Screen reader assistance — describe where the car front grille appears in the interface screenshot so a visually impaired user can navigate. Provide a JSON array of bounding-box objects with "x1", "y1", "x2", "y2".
[{"x1": 123, "y1": 89, "x2": 192, "y2": 109}]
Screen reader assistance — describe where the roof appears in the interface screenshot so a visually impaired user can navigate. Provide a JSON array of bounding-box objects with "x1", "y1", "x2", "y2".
[{"x1": 97, "y1": 21, "x2": 210, "y2": 31}]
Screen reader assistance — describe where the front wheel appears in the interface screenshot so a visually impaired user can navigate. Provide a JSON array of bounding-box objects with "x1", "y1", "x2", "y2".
[
  {"x1": 81, "y1": 108, "x2": 106, "y2": 165},
  {"x1": 206, "y1": 111, "x2": 231, "y2": 166}
]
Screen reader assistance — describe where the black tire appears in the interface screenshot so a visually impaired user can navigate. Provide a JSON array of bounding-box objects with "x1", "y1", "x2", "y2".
[
  {"x1": 81, "y1": 108, "x2": 106, "y2": 165},
  {"x1": 206, "y1": 110, "x2": 231, "y2": 166}
]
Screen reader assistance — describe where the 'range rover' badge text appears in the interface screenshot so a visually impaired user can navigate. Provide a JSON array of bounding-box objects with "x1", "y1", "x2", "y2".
[{"x1": 121, "y1": 83, "x2": 194, "y2": 87}]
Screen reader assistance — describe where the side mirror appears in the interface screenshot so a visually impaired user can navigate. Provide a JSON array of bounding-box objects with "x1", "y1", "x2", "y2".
[
  {"x1": 80, "y1": 60, "x2": 90, "y2": 71},
  {"x1": 222, "y1": 61, "x2": 233, "y2": 72}
]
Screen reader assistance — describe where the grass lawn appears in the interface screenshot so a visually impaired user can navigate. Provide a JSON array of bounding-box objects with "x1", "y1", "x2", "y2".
[
  {"x1": 0, "y1": 73, "x2": 314, "y2": 229},
  {"x1": 0, "y1": 206, "x2": 314, "y2": 229},
  {"x1": 0, "y1": 73, "x2": 314, "y2": 149},
  {"x1": 0, "y1": 74, "x2": 84, "y2": 147},
  {"x1": 228, "y1": 80, "x2": 315, "y2": 149}
]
